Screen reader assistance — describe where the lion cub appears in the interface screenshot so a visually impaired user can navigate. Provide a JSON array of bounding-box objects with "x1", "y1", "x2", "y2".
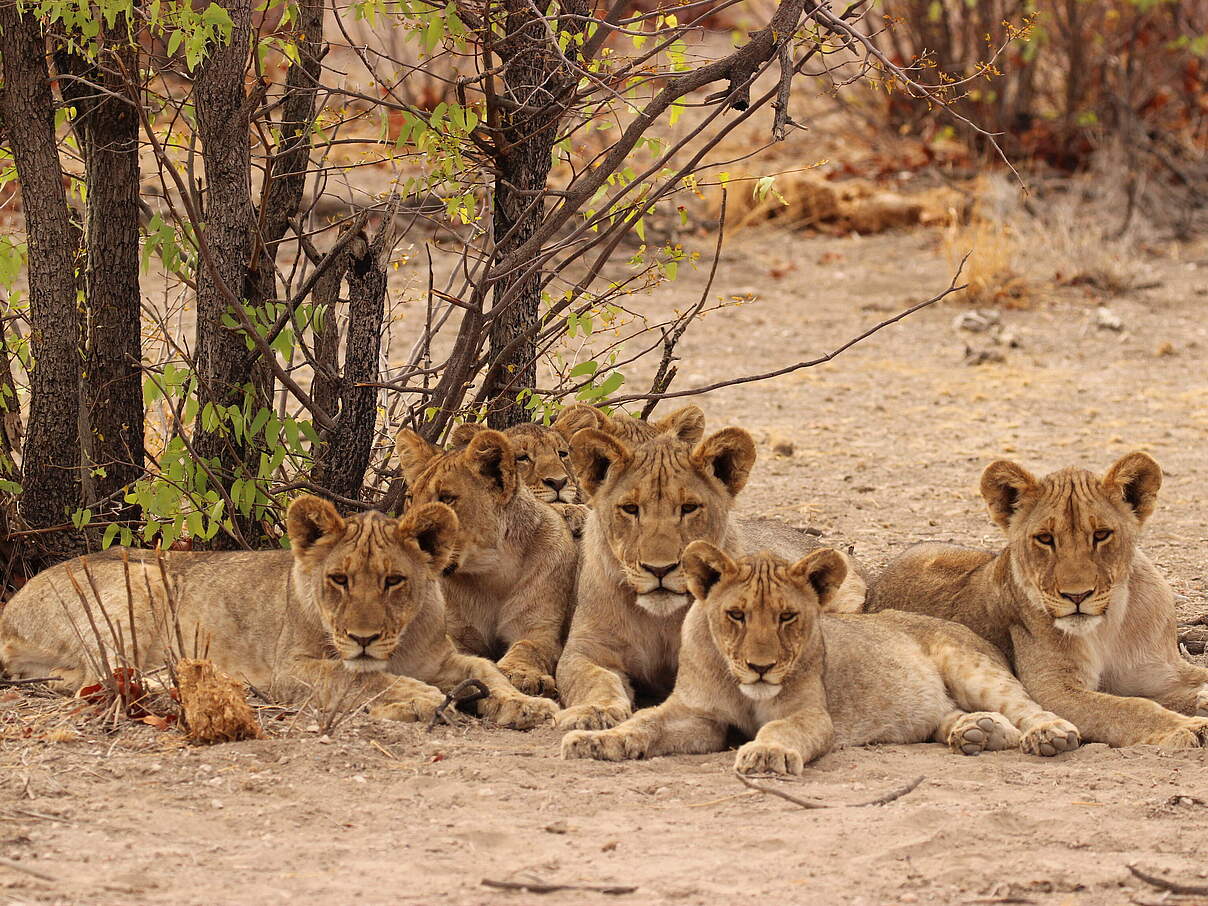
[
  {"x1": 563, "y1": 544, "x2": 1080, "y2": 774},
  {"x1": 868, "y1": 452, "x2": 1208, "y2": 749},
  {"x1": 0, "y1": 497, "x2": 556, "y2": 729},
  {"x1": 396, "y1": 427, "x2": 577, "y2": 697}
]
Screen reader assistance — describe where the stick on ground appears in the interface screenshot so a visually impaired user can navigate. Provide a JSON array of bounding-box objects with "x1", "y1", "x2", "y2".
[
  {"x1": 0, "y1": 855, "x2": 59, "y2": 883},
  {"x1": 735, "y1": 772, "x2": 925, "y2": 809},
  {"x1": 1128, "y1": 864, "x2": 1208, "y2": 896},
  {"x1": 481, "y1": 878, "x2": 636, "y2": 895},
  {"x1": 426, "y1": 678, "x2": 489, "y2": 731}
]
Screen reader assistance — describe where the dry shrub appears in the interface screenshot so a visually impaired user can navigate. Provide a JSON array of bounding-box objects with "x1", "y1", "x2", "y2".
[
  {"x1": 176, "y1": 658, "x2": 264, "y2": 745},
  {"x1": 710, "y1": 169, "x2": 971, "y2": 235}
]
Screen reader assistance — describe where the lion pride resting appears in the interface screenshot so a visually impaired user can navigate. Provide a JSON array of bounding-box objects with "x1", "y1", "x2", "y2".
[
  {"x1": 869, "y1": 452, "x2": 1208, "y2": 749},
  {"x1": 0, "y1": 497, "x2": 555, "y2": 730},
  {"x1": 564, "y1": 544, "x2": 1080, "y2": 774}
]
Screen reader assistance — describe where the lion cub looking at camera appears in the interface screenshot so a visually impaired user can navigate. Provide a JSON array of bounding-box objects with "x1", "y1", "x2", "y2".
[
  {"x1": 868, "y1": 452, "x2": 1208, "y2": 749},
  {"x1": 563, "y1": 544, "x2": 1080, "y2": 774},
  {"x1": 0, "y1": 497, "x2": 555, "y2": 729},
  {"x1": 555, "y1": 416, "x2": 868, "y2": 731},
  {"x1": 396, "y1": 427, "x2": 577, "y2": 697}
]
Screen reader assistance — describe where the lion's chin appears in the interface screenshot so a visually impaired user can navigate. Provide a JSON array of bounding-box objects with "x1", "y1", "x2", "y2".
[
  {"x1": 1053, "y1": 613, "x2": 1105, "y2": 637},
  {"x1": 342, "y1": 657, "x2": 389, "y2": 673},
  {"x1": 634, "y1": 590, "x2": 692, "y2": 617},
  {"x1": 739, "y1": 682, "x2": 781, "y2": 701}
]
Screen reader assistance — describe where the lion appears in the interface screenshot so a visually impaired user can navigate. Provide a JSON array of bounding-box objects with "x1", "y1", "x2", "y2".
[
  {"x1": 395, "y1": 427, "x2": 578, "y2": 697},
  {"x1": 554, "y1": 419, "x2": 867, "y2": 731},
  {"x1": 867, "y1": 452, "x2": 1208, "y2": 749},
  {"x1": 0, "y1": 497, "x2": 556, "y2": 730},
  {"x1": 563, "y1": 544, "x2": 1080, "y2": 773}
]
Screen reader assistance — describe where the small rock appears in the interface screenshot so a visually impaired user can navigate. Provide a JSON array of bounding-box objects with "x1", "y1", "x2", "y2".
[
  {"x1": 211, "y1": 799, "x2": 224, "y2": 810},
  {"x1": 952, "y1": 309, "x2": 999, "y2": 333},
  {"x1": 544, "y1": 821, "x2": 570, "y2": 834},
  {"x1": 963, "y1": 345, "x2": 1005, "y2": 366},
  {"x1": 601, "y1": 840, "x2": 619, "y2": 852},
  {"x1": 1155, "y1": 341, "x2": 1175, "y2": 357},
  {"x1": 770, "y1": 436, "x2": 794, "y2": 457},
  {"x1": 317, "y1": 734, "x2": 332, "y2": 744},
  {"x1": 1095, "y1": 306, "x2": 1124, "y2": 331}
]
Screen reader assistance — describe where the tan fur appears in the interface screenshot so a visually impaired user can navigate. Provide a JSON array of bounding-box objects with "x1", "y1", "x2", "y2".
[
  {"x1": 563, "y1": 545, "x2": 1079, "y2": 774},
  {"x1": 555, "y1": 426, "x2": 867, "y2": 731},
  {"x1": 396, "y1": 427, "x2": 577, "y2": 697},
  {"x1": 0, "y1": 497, "x2": 555, "y2": 730},
  {"x1": 868, "y1": 452, "x2": 1208, "y2": 749}
]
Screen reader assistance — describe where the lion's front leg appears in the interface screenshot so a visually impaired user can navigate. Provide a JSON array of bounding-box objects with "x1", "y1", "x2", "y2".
[
  {"x1": 734, "y1": 682, "x2": 834, "y2": 776},
  {"x1": 431, "y1": 651, "x2": 557, "y2": 731},
  {"x1": 561, "y1": 697, "x2": 726, "y2": 762},
  {"x1": 554, "y1": 641, "x2": 634, "y2": 731},
  {"x1": 1012, "y1": 628, "x2": 1208, "y2": 749},
  {"x1": 497, "y1": 638, "x2": 559, "y2": 698},
  {"x1": 1149, "y1": 657, "x2": 1208, "y2": 718},
  {"x1": 286, "y1": 657, "x2": 446, "y2": 723}
]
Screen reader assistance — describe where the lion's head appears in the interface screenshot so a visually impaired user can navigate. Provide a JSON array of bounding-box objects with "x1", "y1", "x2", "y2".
[
  {"x1": 287, "y1": 496, "x2": 457, "y2": 672},
  {"x1": 682, "y1": 543, "x2": 846, "y2": 700},
  {"x1": 395, "y1": 427, "x2": 526, "y2": 575},
  {"x1": 981, "y1": 451, "x2": 1161, "y2": 636},
  {"x1": 449, "y1": 417, "x2": 580, "y2": 504},
  {"x1": 570, "y1": 419, "x2": 754, "y2": 617}
]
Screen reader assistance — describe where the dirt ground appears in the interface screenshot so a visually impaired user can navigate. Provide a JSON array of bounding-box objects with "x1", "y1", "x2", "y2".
[{"x1": 4, "y1": 225, "x2": 1208, "y2": 905}]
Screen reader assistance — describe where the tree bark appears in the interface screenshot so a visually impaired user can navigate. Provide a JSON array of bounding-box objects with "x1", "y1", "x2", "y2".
[
  {"x1": 483, "y1": 0, "x2": 587, "y2": 429},
  {"x1": 0, "y1": 5, "x2": 83, "y2": 544},
  {"x1": 311, "y1": 231, "x2": 385, "y2": 505},
  {"x1": 59, "y1": 29, "x2": 146, "y2": 515},
  {"x1": 192, "y1": 0, "x2": 258, "y2": 547}
]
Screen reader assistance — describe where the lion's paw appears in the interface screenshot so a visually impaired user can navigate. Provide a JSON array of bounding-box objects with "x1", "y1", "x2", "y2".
[
  {"x1": 370, "y1": 687, "x2": 446, "y2": 723},
  {"x1": 555, "y1": 703, "x2": 631, "y2": 731},
  {"x1": 480, "y1": 692, "x2": 557, "y2": 731},
  {"x1": 1195, "y1": 684, "x2": 1208, "y2": 718},
  {"x1": 1144, "y1": 718, "x2": 1208, "y2": 750},
  {"x1": 552, "y1": 503, "x2": 590, "y2": 539},
  {"x1": 734, "y1": 740, "x2": 804, "y2": 776},
  {"x1": 498, "y1": 663, "x2": 557, "y2": 698},
  {"x1": 561, "y1": 729, "x2": 646, "y2": 762},
  {"x1": 948, "y1": 712, "x2": 1021, "y2": 755},
  {"x1": 1019, "y1": 715, "x2": 1080, "y2": 757}
]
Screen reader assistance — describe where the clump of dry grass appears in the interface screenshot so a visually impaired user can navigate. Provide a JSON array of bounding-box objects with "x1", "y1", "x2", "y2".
[{"x1": 176, "y1": 659, "x2": 264, "y2": 744}]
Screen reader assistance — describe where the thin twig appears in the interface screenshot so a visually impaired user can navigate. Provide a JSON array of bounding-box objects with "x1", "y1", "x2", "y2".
[
  {"x1": 481, "y1": 878, "x2": 637, "y2": 895},
  {"x1": 426, "y1": 678, "x2": 490, "y2": 731},
  {"x1": 735, "y1": 772, "x2": 925, "y2": 809},
  {"x1": 0, "y1": 855, "x2": 59, "y2": 883},
  {"x1": 609, "y1": 255, "x2": 970, "y2": 405},
  {"x1": 0, "y1": 677, "x2": 58, "y2": 687},
  {"x1": 1127, "y1": 864, "x2": 1208, "y2": 896}
]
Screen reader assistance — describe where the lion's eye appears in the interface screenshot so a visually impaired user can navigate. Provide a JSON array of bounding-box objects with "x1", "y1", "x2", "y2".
[
  {"x1": 726, "y1": 609, "x2": 745, "y2": 623},
  {"x1": 328, "y1": 573, "x2": 349, "y2": 588},
  {"x1": 384, "y1": 574, "x2": 405, "y2": 589},
  {"x1": 681, "y1": 503, "x2": 700, "y2": 516},
  {"x1": 1093, "y1": 529, "x2": 1113, "y2": 544},
  {"x1": 516, "y1": 454, "x2": 531, "y2": 463},
  {"x1": 1034, "y1": 533, "x2": 1055, "y2": 548},
  {"x1": 779, "y1": 612, "x2": 798, "y2": 624},
  {"x1": 620, "y1": 504, "x2": 639, "y2": 516},
  {"x1": 558, "y1": 449, "x2": 570, "y2": 459},
  {"x1": 438, "y1": 492, "x2": 458, "y2": 506}
]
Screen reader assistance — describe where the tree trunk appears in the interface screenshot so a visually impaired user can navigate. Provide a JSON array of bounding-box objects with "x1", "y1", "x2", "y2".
[
  {"x1": 483, "y1": 0, "x2": 585, "y2": 429},
  {"x1": 0, "y1": 5, "x2": 83, "y2": 546},
  {"x1": 192, "y1": 0, "x2": 257, "y2": 547},
  {"x1": 59, "y1": 30, "x2": 146, "y2": 517},
  {"x1": 311, "y1": 231, "x2": 385, "y2": 505}
]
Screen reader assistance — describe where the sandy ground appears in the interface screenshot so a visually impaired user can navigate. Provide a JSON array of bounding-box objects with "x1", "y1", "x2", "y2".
[{"x1": 4, "y1": 225, "x2": 1208, "y2": 905}]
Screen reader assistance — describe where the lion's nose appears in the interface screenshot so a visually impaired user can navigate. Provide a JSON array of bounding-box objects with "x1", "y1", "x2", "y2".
[
  {"x1": 347, "y1": 632, "x2": 381, "y2": 648},
  {"x1": 747, "y1": 662, "x2": 775, "y2": 678},
  {"x1": 1059, "y1": 589, "x2": 1094, "y2": 607},
  {"x1": 543, "y1": 477, "x2": 568, "y2": 492},
  {"x1": 641, "y1": 562, "x2": 679, "y2": 580}
]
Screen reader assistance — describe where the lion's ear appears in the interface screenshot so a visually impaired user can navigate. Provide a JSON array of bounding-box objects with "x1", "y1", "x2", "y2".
[
  {"x1": 399, "y1": 502, "x2": 459, "y2": 572},
  {"x1": 788, "y1": 549, "x2": 847, "y2": 609},
  {"x1": 448, "y1": 422, "x2": 485, "y2": 449},
  {"x1": 395, "y1": 429, "x2": 438, "y2": 483},
  {"x1": 654, "y1": 405, "x2": 705, "y2": 446},
  {"x1": 551, "y1": 404, "x2": 603, "y2": 441},
  {"x1": 1103, "y1": 451, "x2": 1161, "y2": 524},
  {"x1": 691, "y1": 428, "x2": 756, "y2": 497},
  {"x1": 682, "y1": 540, "x2": 737, "y2": 601},
  {"x1": 570, "y1": 428, "x2": 632, "y2": 499},
  {"x1": 980, "y1": 460, "x2": 1038, "y2": 530},
  {"x1": 466, "y1": 429, "x2": 518, "y2": 499},
  {"x1": 287, "y1": 495, "x2": 345, "y2": 558}
]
